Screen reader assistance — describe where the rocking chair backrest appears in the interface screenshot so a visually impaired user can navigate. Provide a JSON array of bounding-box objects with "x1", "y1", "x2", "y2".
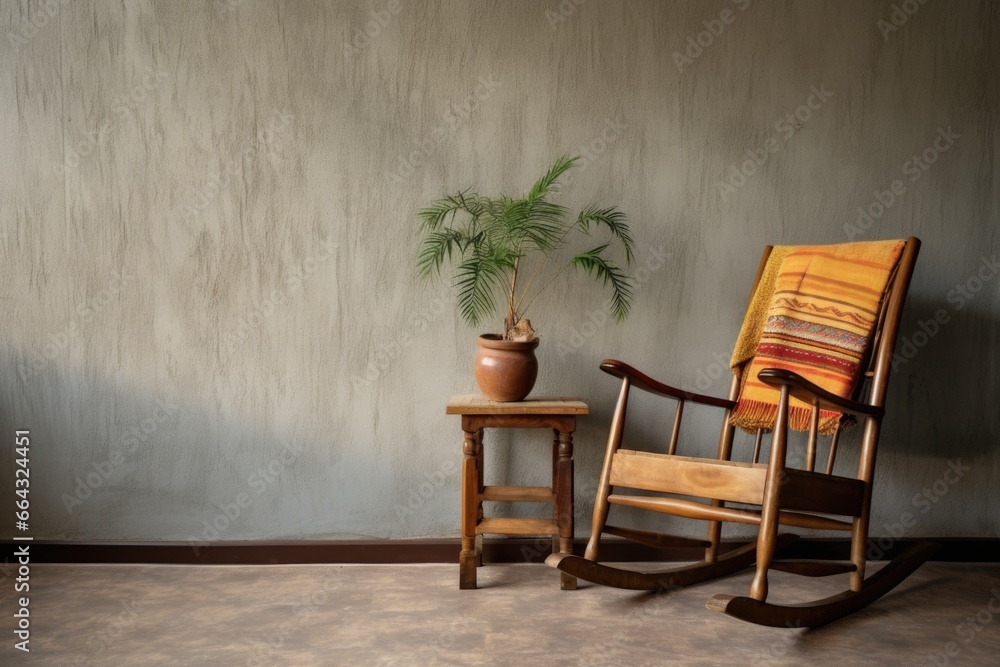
[
  {"x1": 720, "y1": 238, "x2": 921, "y2": 476},
  {"x1": 725, "y1": 246, "x2": 775, "y2": 404},
  {"x1": 863, "y1": 238, "x2": 920, "y2": 409},
  {"x1": 728, "y1": 239, "x2": 919, "y2": 412}
]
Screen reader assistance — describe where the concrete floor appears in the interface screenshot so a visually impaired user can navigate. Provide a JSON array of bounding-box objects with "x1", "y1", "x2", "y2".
[{"x1": 1, "y1": 561, "x2": 998, "y2": 666}]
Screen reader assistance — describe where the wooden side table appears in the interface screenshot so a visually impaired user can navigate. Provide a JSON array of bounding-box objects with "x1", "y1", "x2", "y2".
[{"x1": 446, "y1": 394, "x2": 589, "y2": 590}]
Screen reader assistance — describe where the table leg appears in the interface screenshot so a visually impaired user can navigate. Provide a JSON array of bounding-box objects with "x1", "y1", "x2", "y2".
[
  {"x1": 551, "y1": 429, "x2": 560, "y2": 559},
  {"x1": 460, "y1": 429, "x2": 479, "y2": 589},
  {"x1": 476, "y1": 429, "x2": 484, "y2": 567},
  {"x1": 556, "y1": 429, "x2": 576, "y2": 590}
]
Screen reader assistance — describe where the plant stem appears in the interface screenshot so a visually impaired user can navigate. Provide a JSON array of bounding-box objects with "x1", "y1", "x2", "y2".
[
  {"x1": 505, "y1": 257, "x2": 519, "y2": 338},
  {"x1": 512, "y1": 221, "x2": 576, "y2": 315},
  {"x1": 517, "y1": 260, "x2": 573, "y2": 318}
]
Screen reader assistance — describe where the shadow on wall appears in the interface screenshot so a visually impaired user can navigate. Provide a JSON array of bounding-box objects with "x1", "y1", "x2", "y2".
[
  {"x1": 0, "y1": 292, "x2": 991, "y2": 543},
  {"x1": 545, "y1": 295, "x2": 998, "y2": 539},
  {"x1": 543, "y1": 288, "x2": 998, "y2": 496},
  {"x1": 883, "y1": 294, "x2": 999, "y2": 460},
  {"x1": 0, "y1": 346, "x2": 332, "y2": 544}
]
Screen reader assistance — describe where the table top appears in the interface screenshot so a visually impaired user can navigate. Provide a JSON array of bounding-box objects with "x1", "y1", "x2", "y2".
[{"x1": 446, "y1": 394, "x2": 589, "y2": 415}]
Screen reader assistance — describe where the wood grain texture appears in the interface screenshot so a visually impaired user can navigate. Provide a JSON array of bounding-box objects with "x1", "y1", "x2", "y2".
[
  {"x1": 447, "y1": 394, "x2": 589, "y2": 414},
  {"x1": 609, "y1": 450, "x2": 767, "y2": 504},
  {"x1": 481, "y1": 485, "x2": 554, "y2": 503}
]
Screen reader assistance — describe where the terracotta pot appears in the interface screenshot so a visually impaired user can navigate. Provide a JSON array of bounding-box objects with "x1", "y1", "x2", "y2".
[{"x1": 474, "y1": 334, "x2": 539, "y2": 402}]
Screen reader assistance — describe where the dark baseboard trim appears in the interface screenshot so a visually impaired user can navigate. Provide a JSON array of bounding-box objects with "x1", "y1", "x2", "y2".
[{"x1": 3, "y1": 537, "x2": 997, "y2": 565}]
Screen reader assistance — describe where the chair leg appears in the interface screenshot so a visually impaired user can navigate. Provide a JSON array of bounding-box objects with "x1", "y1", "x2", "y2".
[
  {"x1": 750, "y1": 385, "x2": 790, "y2": 601},
  {"x1": 749, "y1": 456, "x2": 785, "y2": 601},
  {"x1": 850, "y1": 515, "x2": 869, "y2": 592},
  {"x1": 584, "y1": 378, "x2": 630, "y2": 562},
  {"x1": 707, "y1": 417, "x2": 737, "y2": 564},
  {"x1": 584, "y1": 484, "x2": 611, "y2": 562},
  {"x1": 705, "y1": 517, "x2": 722, "y2": 564},
  {"x1": 749, "y1": 519, "x2": 777, "y2": 601}
]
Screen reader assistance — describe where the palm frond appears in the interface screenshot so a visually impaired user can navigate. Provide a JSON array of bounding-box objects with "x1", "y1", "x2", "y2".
[
  {"x1": 571, "y1": 244, "x2": 635, "y2": 321},
  {"x1": 483, "y1": 197, "x2": 507, "y2": 224},
  {"x1": 503, "y1": 200, "x2": 567, "y2": 253},
  {"x1": 473, "y1": 199, "x2": 511, "y2": 252},
  {"x1": 417, "y1": 229, "x2": 468, "y2": 277},
  {"x1": 417, "y1": 156, "x2": 642, "y2": 332},
  {"x1": 455, "y1": 251, "x2": 509, "y2": 327},
  {"x1": 418, "y1": 191, "x2": 483, "y2": 231},
  {"x1": 527, "y1": 155, "x2": 577, "y2": 202},
  {"x1": 576, "y1": 205, "x2": 635, "y2": 263}
]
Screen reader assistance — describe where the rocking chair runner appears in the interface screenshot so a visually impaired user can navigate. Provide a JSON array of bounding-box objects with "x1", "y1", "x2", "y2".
[{"x1": 546, "y1": 237, "x2": 938, "y2": 628}]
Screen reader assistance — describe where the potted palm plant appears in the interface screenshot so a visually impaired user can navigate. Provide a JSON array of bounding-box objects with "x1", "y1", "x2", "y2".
[{"x1": 417, "y1": 156, "x2": 636, "y2": 402}]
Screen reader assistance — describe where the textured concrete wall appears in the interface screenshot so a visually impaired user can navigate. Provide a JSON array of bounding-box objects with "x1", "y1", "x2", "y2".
[{"x1": 1, "y1": 0, "x2": 997, "y2": 542}]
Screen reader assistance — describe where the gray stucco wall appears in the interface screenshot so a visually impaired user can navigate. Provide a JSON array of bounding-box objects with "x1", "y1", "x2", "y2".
[{"x1": 2, "y1": 0, "x2": 997, "y2": 543}]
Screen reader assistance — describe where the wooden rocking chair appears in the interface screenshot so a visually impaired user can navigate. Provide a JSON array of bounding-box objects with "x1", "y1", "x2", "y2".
[{"x1": 547, "y1": 237, "x2": 939, "y2": 628}]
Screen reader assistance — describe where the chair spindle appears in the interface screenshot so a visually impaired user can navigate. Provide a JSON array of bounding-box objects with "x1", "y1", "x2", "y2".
[
  {"x1": 825, "y1": 421, "x2": 842, "y2": 475},
  {"x1": 668, "y1": 400, "x2": 684, "y2": 455},
  {"x1": 752, "y1": 428, "x2": 764, "y2": 463},
  {"x1": 804, "y1": 404, "x2": 821, "y2": 472}
]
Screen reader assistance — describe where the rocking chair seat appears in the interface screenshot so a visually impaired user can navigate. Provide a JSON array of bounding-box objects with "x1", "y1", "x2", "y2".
[{"x1": 608, "y1": 450, "x2": 866, "y2": 521}]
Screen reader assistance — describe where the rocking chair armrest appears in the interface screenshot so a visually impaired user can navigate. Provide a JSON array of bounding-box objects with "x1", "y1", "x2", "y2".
[
  {"x1": 599, "y1": 359, "x2": 736, "y2": 409},
  {"x1": 756, "y1": 368, "x2": 884, "y2": 419}
]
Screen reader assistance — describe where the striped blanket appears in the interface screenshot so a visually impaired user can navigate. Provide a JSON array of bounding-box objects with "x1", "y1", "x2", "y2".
[{"x1": 729, "y1": 240, "x2": 905, "y2": 435}]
